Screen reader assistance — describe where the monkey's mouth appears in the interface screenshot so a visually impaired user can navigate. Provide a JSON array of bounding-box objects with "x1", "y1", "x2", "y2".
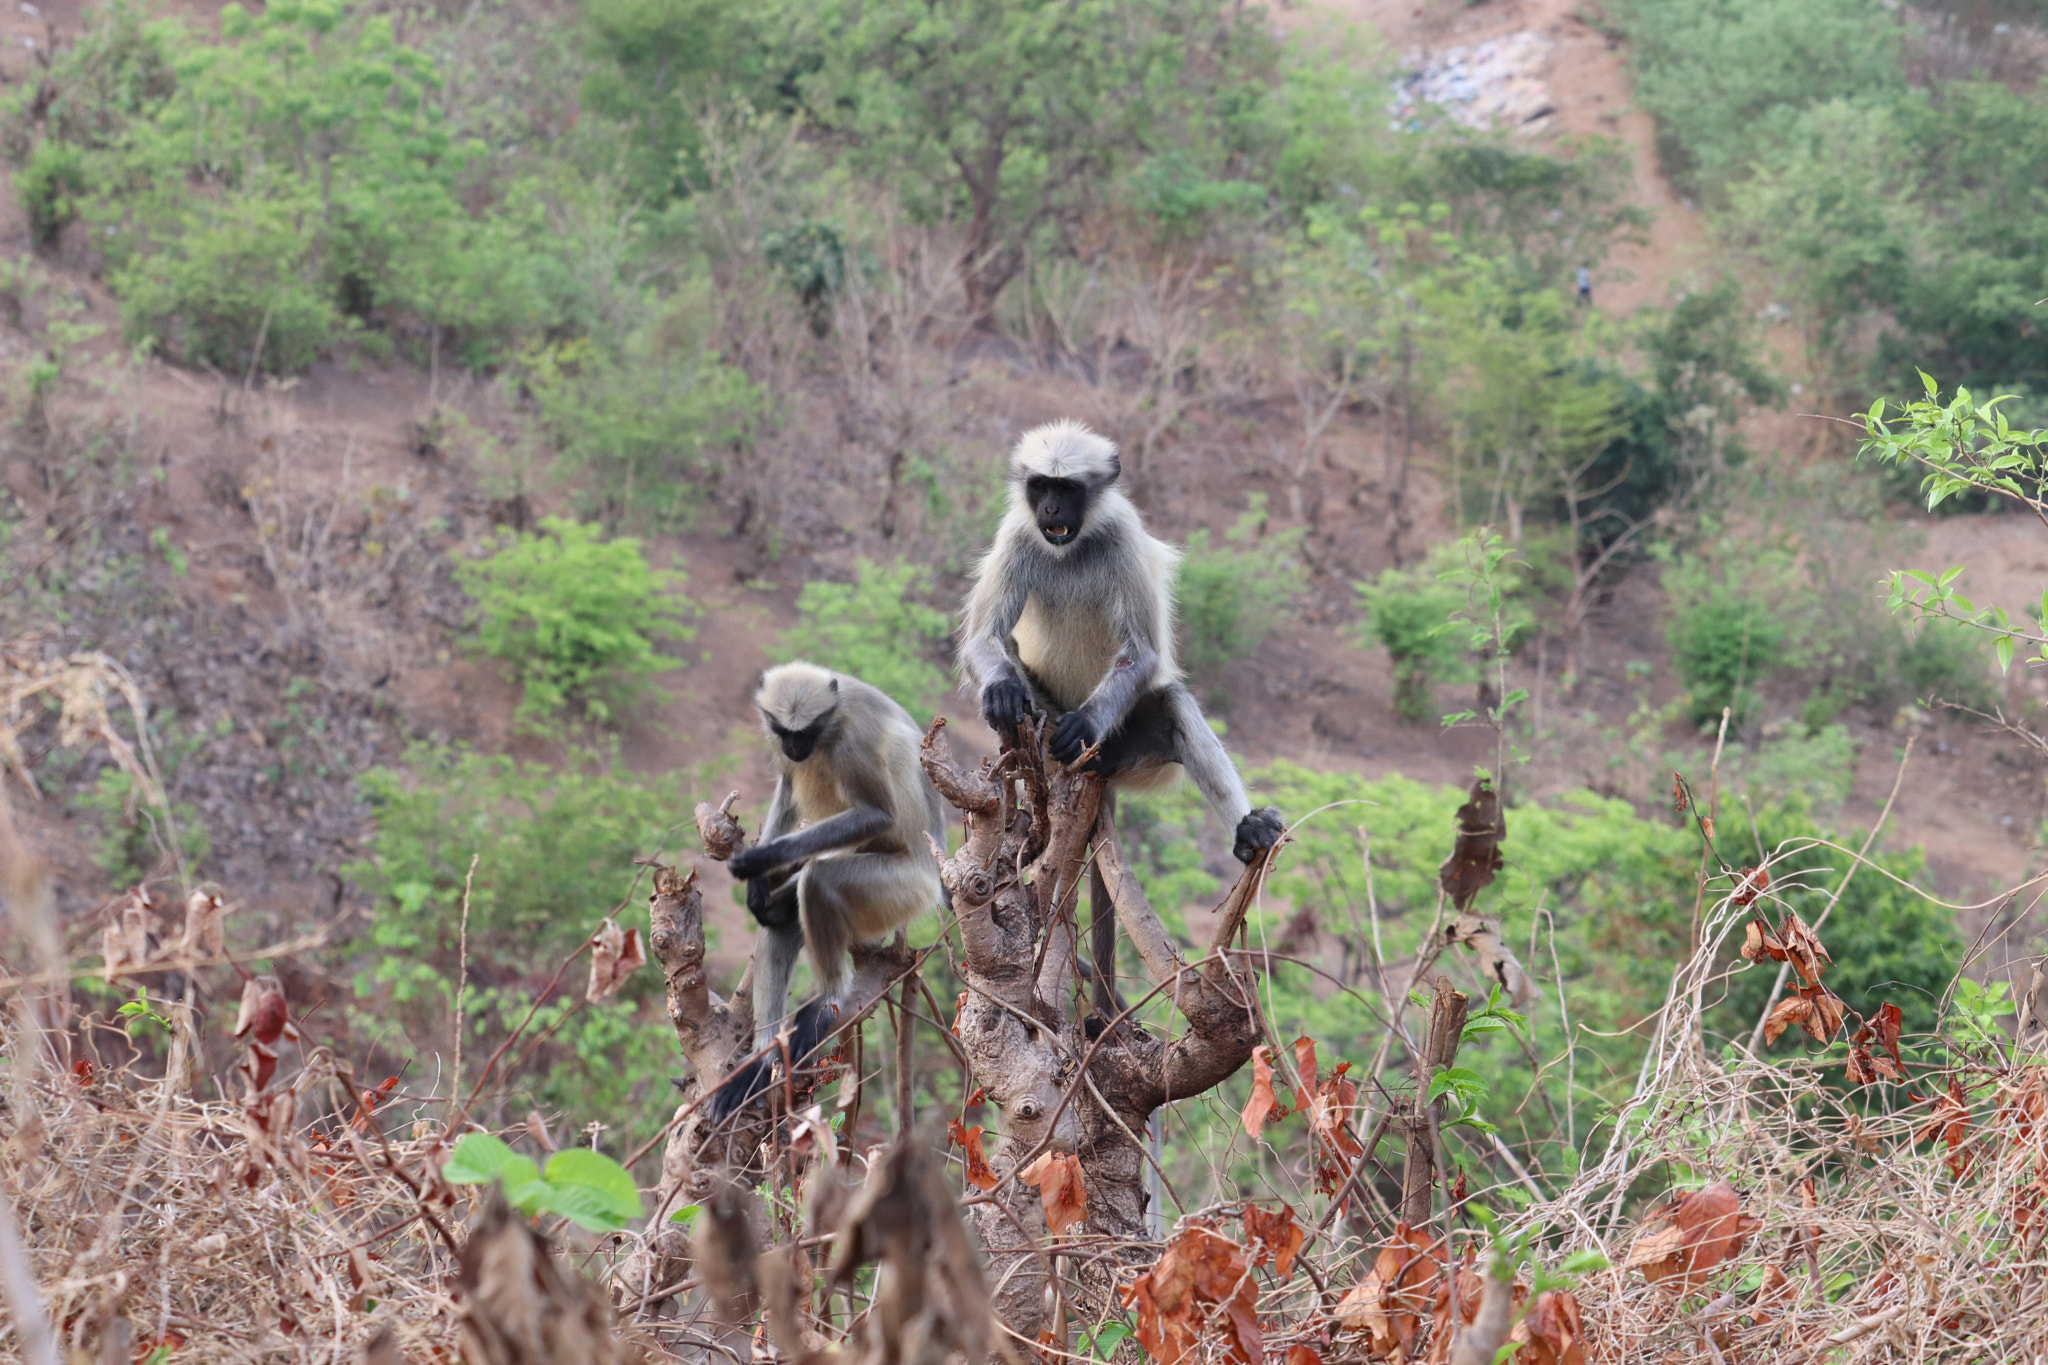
[{"x1": 1040, "y1": 524, "x2": 1075, "y2": 545}]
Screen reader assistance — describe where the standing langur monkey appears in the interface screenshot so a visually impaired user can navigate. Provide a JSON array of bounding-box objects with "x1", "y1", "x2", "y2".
[
  {"x1": 959, "y1": 420, "x2": 1284, "y2": 1018},
  {"x1": 710, "y1": 662, "x2": 947, "y2": 1121}
]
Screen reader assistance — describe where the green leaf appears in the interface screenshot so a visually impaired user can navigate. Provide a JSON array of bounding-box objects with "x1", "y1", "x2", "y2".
[
  {"x1": 1440, "y1": 710, "x2": 1478, "y2": 727},
  {"x1": 1560, "y1": 1250, "x2": 1611, "y2": 1275},
  {"x1": 668, "y1": 1203, "x2": 702, "y2": 1224},
  {"x1": 1998, "y1": 635, "x2": 2016, "y2": 675},
  {"x1": 1091, "y1": 1321, "x2": 1135, "y2": 1360},
  {"x1": 543, "y1": 1148, "x2": 643, "y2": 1225},
  {"x1": 1427, "y1": 1066, "x2": 1484, "y2": 1105},
  {"x1": 444, "y1": 1132, "x2": 529, "y2": 1185}
]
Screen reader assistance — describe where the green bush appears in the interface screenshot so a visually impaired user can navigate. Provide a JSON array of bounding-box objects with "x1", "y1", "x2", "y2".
[
  {"x1": 1663, "y1": 561, "x2": 1787, "y2": 729},
  {"x1": 453, "y1": 517, "x2": 690, "y2": 729},
  {"x1": 1178, "y1": 496, "x2": 1308, "y2": 681},
  {"x1": 13, "y1": 0, "x2": 559, "y2": 373},
  {"x1": 776, "y1": 559, "x2": 951, "y2": 723},
  {"x1": 345, "y1": 744, "x2": 686, "y2": 1141},
  {"x1": 1355, "y1": 565, "x2": 1468, "y2": 724},
  {"x1": 522, "y1": 316, "x2": 765, "y2": 526},
  {"x1": 82, "y1": 766, "x2": 210, "y2": 889}
]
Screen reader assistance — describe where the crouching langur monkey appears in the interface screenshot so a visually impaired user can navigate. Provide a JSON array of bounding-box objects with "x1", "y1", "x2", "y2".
[
  {"x1": 959, "y1": 420, "x2": 1285, "y2": 1019},
  {"x1": 709, "y1": 662, "x2": 947, "y2": 1121}
]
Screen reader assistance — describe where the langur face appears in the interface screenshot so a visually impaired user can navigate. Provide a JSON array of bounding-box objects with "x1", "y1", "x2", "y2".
[
  {"x1": 1025, "y1": 475, "x2": 1089, "y2": 547},
  {"x1": 766, "y1": 711, "x2": 831, "y2": 763}
]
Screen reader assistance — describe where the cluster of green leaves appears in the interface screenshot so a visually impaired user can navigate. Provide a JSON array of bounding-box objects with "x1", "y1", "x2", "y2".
[
  {"x1": 1622, "y1": 0, "x2": 2048, "y2": 395},
  {"x1": 442, "y1": 1132, "x2": 643, "y2": 1232},
  {"x1": 452, "y1": 517, "x2": 690, "y2": 730},
  {"x1": 6, "y1": 0, "x2": 575, "y2": 373},
  {"x1": 775, "y1": 559, "x2": 953, "y2": 723},
  {"x1": 344, "y1": 744, "x2": 688, "y2": 1140},
  {"x1": 1177, "y1": 495, "x2": 1307, "y2": 683}
]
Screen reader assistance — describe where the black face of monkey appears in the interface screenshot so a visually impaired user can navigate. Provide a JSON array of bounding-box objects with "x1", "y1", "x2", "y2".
[
  {"x1": 766, "y1": 710, "x2": 832, "y2": 762},
  {"x1": 1025, "y1": 475, "x2": 1090, "y2": 547}
]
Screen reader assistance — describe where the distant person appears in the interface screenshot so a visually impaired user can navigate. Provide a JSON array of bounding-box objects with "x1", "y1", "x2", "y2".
[{"x1": 1576, "y1": 265, "x2": 1592, "y2": 306}]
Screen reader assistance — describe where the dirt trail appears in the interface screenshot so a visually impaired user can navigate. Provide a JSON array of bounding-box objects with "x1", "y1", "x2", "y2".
[{"x1": 1282, "y1": 0, "x2": 1707, "y2": 314}]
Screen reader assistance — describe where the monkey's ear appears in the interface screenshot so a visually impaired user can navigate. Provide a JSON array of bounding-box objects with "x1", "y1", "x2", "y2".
[
  {"x1": 829, "y1": 678, "x2": 839, "y2": 693},
  {"x1": 1106, "y1": 452, "x2": 1123, "y2": 482}
]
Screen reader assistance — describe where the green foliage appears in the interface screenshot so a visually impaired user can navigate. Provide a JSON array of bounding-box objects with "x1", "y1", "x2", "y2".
[
  {"x1": 1862, "y1": 380, "x2": 2048, "y2": 675},
  {"x1": 1177, "y1": 495, "x2": 1307, "y2": 680},
  {"x1": 442, "y1": 1132, "x2": 644, "y2": 1231},
  {"x1": 346, "y1": 743, "x2": 687, "y2": 1139},
  {"x1": 1618, "y1": 0, "x2": 1905, "y2": 195},
  {"x1": 577, "y1": 0, "x2": 756, "y2": 200},
  {"x1": 12, "y1": 0, "x2": 564, "y2": 373},
  {"x1": 1355, "y1": 561, "x2": 1469, "y2": 725},
  {"x1": 81, "y1": 766, "x2": 210, "y2": 889},
  {"x1": 776, "y1": 560, "x2": 952, "y2": 723},
  {"x1": 1662, "y1": 555, "x2": 1788, "y2": 728},
  {"x1": 763, "y1": 0, "x2": 1273, "y2": 316},
  {"x1": 453, "y1": 517, "x2": 690, "y2": 729},
  {"x1": 521, "y1": 315, "x2": 765, "y2": 527}
]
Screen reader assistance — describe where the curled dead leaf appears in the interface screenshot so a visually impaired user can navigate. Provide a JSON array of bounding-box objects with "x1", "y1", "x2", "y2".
[
  {"x1": 1508, "y1": 1288, "x2": 1585, "y2": 1365},
  {"x1": 1019, "y1": 1151, "x2": 1087, "y2": 1236},
  {"x1": 1241, "y1": 1201, "x2": 1305, "y2": 1280},
  {"x1": 948, "y1": 1119, "x2": 999, "y2": 1192},
  {"x1": 180, "y1": 885, "x2": 226, "y2": 958},
  {"x1": 1440, "y1": 777, "x2": 1505, "y2": 913},
  {"x1": 1624, "y1": 1180, "x2": 1762, "y2": 1291},
  {"x1": 1241, "y1": 1044, "x2": 1289, "y2": 1141},
  {"x1": 585, "y1": 917, "x2": 646, "y2": 1002}
]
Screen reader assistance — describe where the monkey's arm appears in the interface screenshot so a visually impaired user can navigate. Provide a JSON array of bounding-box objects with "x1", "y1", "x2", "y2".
[
  {"x1": 1047, "y1": 628, "x2": 1160, "y2": 764},
  {"x1": 961, "y1": 565, "x2": 1034, "y2": 732},
  {"x1": 1167, "y1": 687, "x2": 1284, "y2": 864},
  {"x1": 739, "y1": 776, "x2": 803, "y2": 925},
  {"x1": 728, "y1": 803, "x2": 893, "y2": 880}
]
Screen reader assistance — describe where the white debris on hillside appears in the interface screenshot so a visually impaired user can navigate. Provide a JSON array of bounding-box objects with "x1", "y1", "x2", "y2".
[{"x1": 1390, "y1": 30, "x2": 1555, "y2": 135}]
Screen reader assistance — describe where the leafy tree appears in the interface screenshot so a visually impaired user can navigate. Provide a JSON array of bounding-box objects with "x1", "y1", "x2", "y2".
[
  {"x1": 1662, "y1": 553, "x2": 1788, "y2": 728},
  {"x1": 776, "y1": 559, "x2": 952, "y2": 723},
  {"x1": 1178, "y1": 496, "x2": 1308, "y2": 681},
  {"x1": 346, "y1": 744, "x2": 687, "y2": 1141},
  {"x1": 579, "y1": 0, "x2": 758, "y2": 200},
  {"x1": 1355, "y1": 562, "x2": 1469, "y2": 724},
  {"x1": 453, "y1": 517, "x2": 690, "y2": 729},
  {"x1": 1620, "y1": 0, "x2": 1905, "y2": 194},
  {"x1": 766, "y1": 0, "x2": 1271, "y2": 324}
]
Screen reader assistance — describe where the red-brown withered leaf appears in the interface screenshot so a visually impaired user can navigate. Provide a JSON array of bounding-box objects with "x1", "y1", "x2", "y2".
[
  {"x1": 1624, "y1": 1180, "x2": 1762, "y2": 1289},
  {"x1": 234, "y1": 976, "x2": 294, "y2": 1047},
  {"x1": 1292, "y1": 1036, "x2": 1321, "y2": 1113},
  {"x1": 1241, "y1": 1044, "x2": 1289, "y2": 1140},
  {"x1": 1731, "y1": 866, "x2": 1771, "y2": 907},
  {"x1": 948, "y1": 1120, "x2": 1000, "y2": 1192},
  {"x1": 1763, "y1": 993, "x2": 1810, "y2": 1046},
  {"x1": 1122, "y1": 1226, "x2": 1259, "y2": 1365},
  {"x1": 1242, "y1": 1201, "x2": 1305, "y2": 1279},
  {"x1": 1509, "y1": 1289, "x2": 1586, "y2": 1365},
  {"x1": 585, "y1": 917, "x2": 646, "y2": 1002},
  {"x1": 1020, "y1": 1151, "x2": 1088, "y2": 1235},
  {"x1": 1873, "y1": 1001, "x2": 1905, "y2": 1074},
  {"x1": 1286, "y1": 1345, "x2": 1322, "y2": 1365},
  {"x1": 1914, "y1": 1078, "x2": 1972, "y2": 1178},
  {"x1": 1335, "y1": 1222, "x2": 1439, "y2": 1358}
]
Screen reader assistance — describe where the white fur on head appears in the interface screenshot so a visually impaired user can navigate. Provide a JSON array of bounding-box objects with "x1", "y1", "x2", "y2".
[
  {"x1": 1011, "y1": 419, "x2": 1120, "y2": 485},
  {"x1": 756, "y1": 661, "x2": 839, "y2": 732}
]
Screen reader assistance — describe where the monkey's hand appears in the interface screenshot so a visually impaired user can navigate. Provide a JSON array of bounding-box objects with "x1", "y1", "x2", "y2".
[
  {"x1": 728, "y1": 843, "x2": 779, "y2": 881},
  {"x1": 1232, "y1": 807, "x2": 1285, "y2": 864},
  {"x1": 980, "y1": 674, "x2": 1035, "y2": 735},
  {"x1": 1049, "y1": 710, "x2": 1102, "y2": 765},
  {"x1": 745, "y1": 875, "x2": 799, "y2": 931}
]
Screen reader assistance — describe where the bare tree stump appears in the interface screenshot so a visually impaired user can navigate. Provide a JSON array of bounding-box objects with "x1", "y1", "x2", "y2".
[{"x1": 1400, "y1": 976, "x2": 1471, "y2": 1228}]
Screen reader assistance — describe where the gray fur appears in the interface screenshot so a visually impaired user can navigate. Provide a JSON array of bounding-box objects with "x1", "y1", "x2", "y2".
[{"x1": 743, "y1": 662, "x2": 945, "y2": 1049}]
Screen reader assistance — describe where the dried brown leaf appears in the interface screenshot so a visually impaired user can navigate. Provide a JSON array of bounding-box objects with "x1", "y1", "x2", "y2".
[
  {"x1": 1291, "y1": 1036, "x2": 1320, "y2": 1113},
  {"x1": 1624, "y1": 1180, "x2": 1762, "y2": 1289},
  {"x1": 1511, "y1": 1289, "x2": 1585, "y2": 1365},
  {"x1": 1019, "y1": 1151, "x2": 1088, "y2": 1235},
  {"x1": 1241, "y1": 1044, "x2": 1289, "y2": 1140},
  {"x1": 948, "y1": 1120, "x2": 999, "y2": 1192},
  {"x1": 1439, "y1": 778, "x2": 1505, "y2": 913},
  {"x1": 1241, "y1": 1201, "x2": 1304, "y2": 1279},
  {"x1": 180, "y1": 886, "x2": 226, "y2": 958},
  {"x1": 585, "y1": 918, "x2": 645, "y2": 1002}
]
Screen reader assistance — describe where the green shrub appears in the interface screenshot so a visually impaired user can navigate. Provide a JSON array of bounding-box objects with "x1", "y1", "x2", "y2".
[
  {"x1": 1888, "y1": 617, "x2": 1993, "y2": 711},
  {"x1": 345, "y1": 744, "x2": 686, "y2": 1141},
  {"x1": 1355, "y1": 565, "x2": 1467, "y2": 724},
  {"x1": 1663, "y1": 564, "x2": 1787, "y2": 728},
  {"x1": 522, "y1": 316, "x2": 765, "y2": 526},
  {"x1": 776, "y1": 559, "x2": 951, "y2": 723},
  {"x1": 82, "y1": 766, "x2": 210, "y2": 889},
  {"x1": 453, "y1": 517, "x2": 690, "y2": 729},
  {"x1": 16, "y1": 0, "x2": 559, "y2": 374},
  {"x1": 1178, "y1": 496, "x2": 1308, "y2": 681},
  {"x1": 18, "y1": 142, "x2": 85, "y2": 249}
]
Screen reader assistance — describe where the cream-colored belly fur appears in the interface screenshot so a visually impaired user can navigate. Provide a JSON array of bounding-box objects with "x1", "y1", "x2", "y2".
[{"x1": 1012, "y1": 595, "x2": 1119, "y2": 712}]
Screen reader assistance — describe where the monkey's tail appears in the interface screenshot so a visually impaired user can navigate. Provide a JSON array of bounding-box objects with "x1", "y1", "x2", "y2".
[{"x1": 703, "y1": 997, "x2": 844, "y2": 1124}]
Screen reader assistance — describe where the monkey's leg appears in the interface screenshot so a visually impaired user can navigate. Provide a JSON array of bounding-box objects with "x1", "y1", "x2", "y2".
[
  {"x1": 788, "y1": 854, "x2": 940, "y2": 1066},
  {"x1": 1088, "y1": 791, "x2": 1126, "y2": 1020},
  {"x1": 707, "y1": 919, "x2": 804, "y2": 1122}
]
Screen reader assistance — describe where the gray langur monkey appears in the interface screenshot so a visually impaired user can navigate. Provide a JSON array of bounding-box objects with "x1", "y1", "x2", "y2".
[
  {"x1": 709, "y1": 662, "x2": 947, "y2": 1121},
  {"x1": 959, "y1": 420, "x2": 1284, "y2": 1019}
]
